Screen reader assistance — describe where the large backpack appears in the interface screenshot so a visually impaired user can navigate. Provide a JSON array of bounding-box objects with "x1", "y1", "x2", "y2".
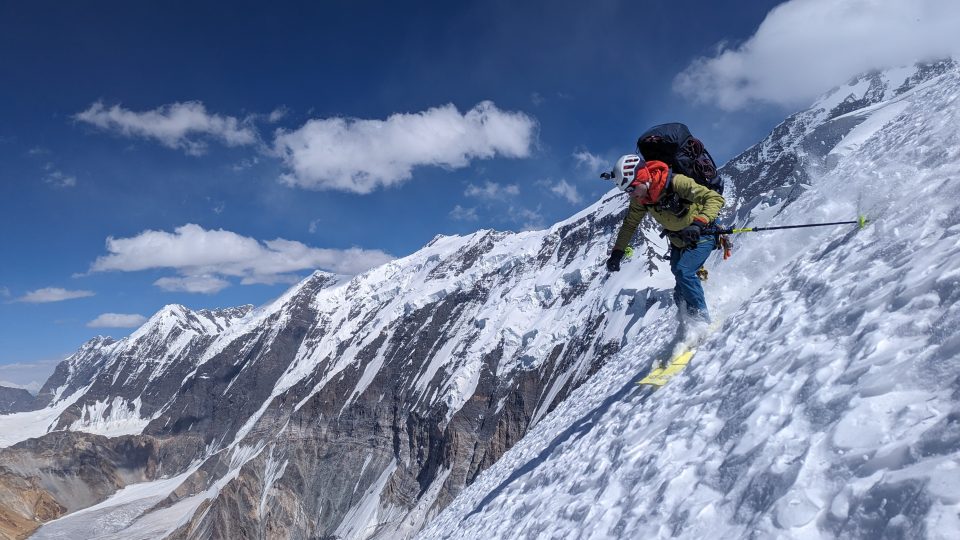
[{"x1": 636, "y1": 123, "x2": 724, "y2": 195}]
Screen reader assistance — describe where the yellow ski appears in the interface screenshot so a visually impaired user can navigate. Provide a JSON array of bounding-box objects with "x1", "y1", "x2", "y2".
[{"x1": 638, "y1": 349, "x2": 696, "y2": 387}]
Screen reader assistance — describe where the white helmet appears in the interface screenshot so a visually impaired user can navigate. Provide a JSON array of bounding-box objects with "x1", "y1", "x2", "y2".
[{"x1": 611, "y1": 154, "x2": 645, "y2": 191}]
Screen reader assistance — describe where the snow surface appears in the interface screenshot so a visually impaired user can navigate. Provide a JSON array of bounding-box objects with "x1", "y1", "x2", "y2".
[
  {"x1": 31, "y1": 466, "x2": 201, "y2": 540},
  {"x1": 69, "y1": 396, "x2": 153, "y2": 438},
  {"x1": 0, "y1": 387, "x2": 88, "y2": 447},
  {"x1": 418, "y1": 69, "x2": 960, "y2": 539}
]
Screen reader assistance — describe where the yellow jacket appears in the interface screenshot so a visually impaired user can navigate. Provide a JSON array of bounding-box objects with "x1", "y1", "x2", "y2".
[{"x1": 614, "y1": 173, "x2": 725, "y2": 250}]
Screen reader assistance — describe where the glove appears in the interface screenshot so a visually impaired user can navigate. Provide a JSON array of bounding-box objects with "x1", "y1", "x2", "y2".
[
  {"x1": 677, "y1": 223, "x2": 704, "y2": 246},
  {"x1": 605, "y1": 249, "x2": 625, "y2": 272}
]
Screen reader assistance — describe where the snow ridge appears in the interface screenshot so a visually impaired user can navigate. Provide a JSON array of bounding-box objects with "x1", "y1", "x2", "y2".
[{"x1": 418, "y1": 65, "x2": 960, "y2": 540}]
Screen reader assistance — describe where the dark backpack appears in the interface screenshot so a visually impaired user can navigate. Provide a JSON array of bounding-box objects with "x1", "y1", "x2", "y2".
[{"x1": 637, "y1": 123, "x2": 724, "y2": 195}]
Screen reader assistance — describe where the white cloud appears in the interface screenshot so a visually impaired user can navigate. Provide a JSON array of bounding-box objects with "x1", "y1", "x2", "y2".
[
  {"x1": 154, "y1": 275, "x2": 231, "y2": 294},
  {"x1": 75, "y1": 101, "x2": 259, "y2": 155},
  {"x1": 0, "y1": 286, "x2": 9, "y2": 298},
  {"x1": 573, "y1": 149, "x2": 606, "y2": 172},
  {"x1": 89, "y1": 224, "x2": 394, "y2": 293},
  {"x1": 43, "y1": 169, "x2": 76, "y2": 188},
  {"x1": 13, "y1": 287, "x2": 95, "y2": 303},
  {"x1": 465, "y1": 181, "x2": 520, "y2": 200},
  {"x1": 549, "y1": 179, "x2": 583, "y2": 205},
  {"x1": 231, "y1": 157, "x2": 259, "y2": 172},
  {"x1": 86, "y1": 313, "x2": 148, "y2": 328},
  {"x1": 674, "y1": 0, "x2": 960, "y2": 110},
  {"x1": 449, "y1": 205, "x2": 479, "y2": 221},
  {"x1": 273, "y1": 101, "x2": 537, "y2": 193},
  {"x1": 512, "y1": 206, "x2": 545, "y2": 231},
  {"x1": 268, "y1": 107, "x2": 289, "y2": 123}
]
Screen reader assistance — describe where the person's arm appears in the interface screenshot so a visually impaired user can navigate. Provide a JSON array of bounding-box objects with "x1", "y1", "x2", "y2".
[
  {"x1": 673, "y1": 175, "x2": 725, "y2": 225},
  {"x1": 613, "y1": 200, "x2": 647, "y2": 251}
]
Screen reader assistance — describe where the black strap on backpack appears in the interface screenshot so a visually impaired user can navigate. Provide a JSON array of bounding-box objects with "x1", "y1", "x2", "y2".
[{"x1": 637, "y1": 123, "x2": 724, "y2": 195}]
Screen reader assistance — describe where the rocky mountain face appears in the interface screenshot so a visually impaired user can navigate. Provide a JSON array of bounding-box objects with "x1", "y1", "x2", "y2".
[
  {"x1": 0, "y1": 387, "x2": 36, "y2": 415},
  {"x1": 0, "y1": 60, "x2": 951, "y2": 540}
]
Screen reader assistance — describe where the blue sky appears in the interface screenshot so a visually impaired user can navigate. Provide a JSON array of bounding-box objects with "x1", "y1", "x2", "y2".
[{"x1": 2, "y1": 0, "x2": 956, "y2": 388}]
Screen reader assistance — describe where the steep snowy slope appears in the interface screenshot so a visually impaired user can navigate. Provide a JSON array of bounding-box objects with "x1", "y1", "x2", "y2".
[
  {"x1": 418, "y1": 68, "x2": 960, "y2": 538},
  {"x1": 3, "y1": 61, "x2": 953, "y2": 540}
]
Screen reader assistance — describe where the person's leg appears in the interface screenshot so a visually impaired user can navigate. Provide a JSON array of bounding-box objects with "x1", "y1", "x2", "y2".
[
  {"x1": 669, "y1": 246, "x2": 684, "y2": 311},
  {"x1": 670, "y1": 237, "x2": 714, "y2": 321}
]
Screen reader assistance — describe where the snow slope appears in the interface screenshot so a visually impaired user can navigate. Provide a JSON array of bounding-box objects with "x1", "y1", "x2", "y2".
[{"x1": 418, "y1": 70, "x2": 960, "y2": 538}]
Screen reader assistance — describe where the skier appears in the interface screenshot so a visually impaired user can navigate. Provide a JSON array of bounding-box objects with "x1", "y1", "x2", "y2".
[{"x1": 604, "y1": 153, "x2": 725, "y2": 326}]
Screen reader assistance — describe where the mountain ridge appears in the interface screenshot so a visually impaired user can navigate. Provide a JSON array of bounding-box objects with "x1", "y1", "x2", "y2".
[{"x1": 1, "y1": 60, "x2": 954, "y2": 540}]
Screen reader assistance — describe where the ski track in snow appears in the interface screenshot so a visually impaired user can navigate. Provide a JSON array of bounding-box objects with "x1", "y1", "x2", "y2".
[{"x1": 418, "y1": 70, "x2": 960, "y2": 539}]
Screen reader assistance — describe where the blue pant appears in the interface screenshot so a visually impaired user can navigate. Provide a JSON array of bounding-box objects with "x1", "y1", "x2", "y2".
[{"x1": 669, "y1": 236, "x2": 714, "y2": 321}]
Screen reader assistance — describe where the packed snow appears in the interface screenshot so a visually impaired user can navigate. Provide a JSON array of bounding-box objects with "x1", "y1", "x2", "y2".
[
  {"x1": 417, "y1": 68, "x2": 960, "y2": 539},
  {"x1": 0, "y1": 387, "x2": 88, "y2": 447}
]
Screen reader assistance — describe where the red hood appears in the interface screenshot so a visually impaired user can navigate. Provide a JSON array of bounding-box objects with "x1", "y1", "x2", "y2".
[{"x1": 634, "y1": 160, "x2": 670, "y2": 204}]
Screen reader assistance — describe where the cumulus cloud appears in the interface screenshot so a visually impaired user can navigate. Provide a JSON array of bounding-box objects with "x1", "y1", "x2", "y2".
[
  {"x1": 75, "y1": 101, "x2": 259, "y2": 155},
  {"x1": 674, "y1": 0, "x2": 960, "y2": 110},
  {"x1": 449, "y1": 205, "x2": 479, "y2": 221},
  {"x1": 89, "y1": 224, "x2": 393, "y2": 293},
  {"x1": 465, "y1": 181, "x2": 520, "y2": 200},
  {"x1": 573, "y1": 149, "x2": 606, "y2": 172},
  {"x1": 273, "y1": 101, "x2": 537, "y2": 193},
  {"x1": 86, "y1": 313, "x2": 148, "y2": 328},
  {"x1": 14, "y1": 287, "x2": 95, "y2": 303},
  {"x1": 549, "y1": 179, "x2": 582, "y2": 205}
]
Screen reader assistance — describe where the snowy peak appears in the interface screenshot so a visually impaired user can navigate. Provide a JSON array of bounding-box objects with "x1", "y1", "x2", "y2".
[
  {"x1": 131, "y1": 302, "x2": 254, "y2": 341},
  {"x1": 721, "y1": 59, "x2": 956, "y2": 225},
  {"x1": 812, "y1": 59, "x2": 955, "y2": 122}
]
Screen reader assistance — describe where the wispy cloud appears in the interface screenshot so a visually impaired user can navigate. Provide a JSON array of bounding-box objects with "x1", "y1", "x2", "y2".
[
  {"x1": 449, "y1": 205, "x2": 479, "y2": 221},
  {"x1": 273, "y1": 101, "x2": 538, "y2": 193},
  {"x1": 511, "y1": 206, "x2": 545, "y2": 231},
  {"x1": 88, "y1": 224, "x2": 393, "y2": 293},
  {"x1": 14, "y1": 287, "x2": 95, "y2": 303},
  {"x1": 0, "y1": 286, "x2": 9, "y2": 298},
  {"x1": 465, "y1": 181, "x2": 520, "y2": 200},
  {"x1": 75, "y1": 101, "x2": 259, "y2": 155},
  {"x1": 231, "y1": 157, "x2": 259, "y2": 172},
  {"x1": 573, "y1": 149, "x2": 606, "y2": 173},
  {"x1": 675, "y1": 0, "x2": 960, "y2": 110},
  {"x1": 268, "y1": 107, "x2": 289, "y2": 123},
  {"x1": 86, "y1": 313, "x2": 148, "y2": 328},
  {"x1": 154, "y1": 275, "x2": 232, "y2": 294},
  {"x1": 548, "y1": 179, "x2": 582, "y2": 205},
  {"x1": 43, "y1": 168, "x2": 77, "y2": 188}
]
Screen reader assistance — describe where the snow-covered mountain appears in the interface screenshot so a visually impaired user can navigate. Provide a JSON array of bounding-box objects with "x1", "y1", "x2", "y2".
[
  {"x1": 0, "y1": 60, "x2": 956, "y2": 540},
  {"x1": 419, "y1": 63, "x2": 960, "y2": 539}
]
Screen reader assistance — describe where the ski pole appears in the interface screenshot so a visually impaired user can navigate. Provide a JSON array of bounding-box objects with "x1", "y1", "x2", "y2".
[{"x1": 705, "y1": 215, "x2": 869, "y2": 235}]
